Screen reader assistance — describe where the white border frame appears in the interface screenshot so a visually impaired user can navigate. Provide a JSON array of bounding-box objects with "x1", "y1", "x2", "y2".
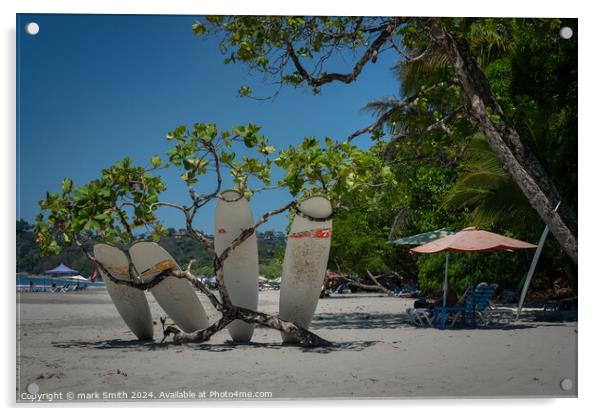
[{"x1": 3, "y1": 1, "x2": 598, "y2": 413}]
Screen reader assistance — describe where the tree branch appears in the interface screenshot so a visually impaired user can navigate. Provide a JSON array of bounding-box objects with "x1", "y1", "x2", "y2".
[
  {"x1": 165, "y1": 316, "x2": 233, "y2": 344},
  {"x1": 73, "y1": 237, "x2": 170, "y2": 291},
  {"x1": 284, "y1": 18, "x2": 404, "y2": 88},
  {"x1": 216, "y1": 201, "x2": 296, "y2": 266},
  {"x1": 164, "y1": 307, "x2": 331, "y2": 348},
  {"x1": 366, "y1": 270, "x2": 398, "y2": 297}
]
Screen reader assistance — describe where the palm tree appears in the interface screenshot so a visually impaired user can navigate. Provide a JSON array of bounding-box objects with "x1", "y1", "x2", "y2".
[
  {"x1": 359, "y1": 18, "x2": 577, "y2": 262},
  {"x1": 443, "y1": 134, "x2": 536, "y2": 228}
]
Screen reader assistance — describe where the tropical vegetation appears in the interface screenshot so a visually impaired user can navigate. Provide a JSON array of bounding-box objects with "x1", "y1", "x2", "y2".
[{"x1": 30, "y1": 17, "x2": 577, "y2": 301}]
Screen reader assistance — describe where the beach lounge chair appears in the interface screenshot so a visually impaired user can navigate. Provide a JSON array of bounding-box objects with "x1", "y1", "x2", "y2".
[
  {"x1": 405, "y1": 307, "x2": 433, "y2": 327},
  {"x1": 480, "y1": 304, "x2": 515, "y2": 325},
  {"x1": 427, "y1": 284, "x2": 476, "y2": 328},
  {"x1": 496, "y1": 276, "x2": 526, "y2": 304},
  {"x1": 405, "y1": 285, "x2": 473, "y2": 328},
  {"x1": 435, "y1": 283, "x2": 498, "y2": 328},
  {"x1": 480, "y1": 288, "x2": 516, "y2": 325},
  {"x1": 57, "y1": 283, "x2": 71, "y2": 293}
]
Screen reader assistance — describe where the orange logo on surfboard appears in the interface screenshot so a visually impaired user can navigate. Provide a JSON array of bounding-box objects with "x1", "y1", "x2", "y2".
[
  {"x1": 289, "y1": 227, "x2": 331, "y2": 239},
  {"x1": 141, "y1": 259, "x2": 177, "y2": 277}
]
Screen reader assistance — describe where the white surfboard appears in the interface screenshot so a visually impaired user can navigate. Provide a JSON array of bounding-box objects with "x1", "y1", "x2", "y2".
[
  {"x1": 129, "y1": 242, "x2": 209, "y2": 333},
  {"x1": 279, "y1": 196, "x2": 332, "y2": 343},
  {"x1": 214, "y1": 189, "x2": 259, "y2": 342},
  {"x1": 93, "y1": 244, "x2": 154, "y2": 340}
]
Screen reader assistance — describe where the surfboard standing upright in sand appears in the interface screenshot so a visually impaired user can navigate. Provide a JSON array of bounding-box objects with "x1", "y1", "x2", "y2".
[
  {"x1": 93, "y1": 244, "x2": 154, "y2": 340},
  {"x1": 214, "y1": 189, "x2": 259, "y2": 342},
  {"x1": 129, "y1": 242, "x2": 209, "y2": 333},
  {"x1": 279, "y1": 196, "x2": 333, "y2": 343}
]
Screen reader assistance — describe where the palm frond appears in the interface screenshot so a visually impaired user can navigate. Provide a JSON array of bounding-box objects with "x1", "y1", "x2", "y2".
[
  {"x1": 361, "y1": 97, "x2": 402, "y2": 117},
  {"x1": 394, "y1": 48, "x2": 450, "y2": 96},
  {"x1": 466, "y1": 19, "x2": 514, "y2": 66},
  {"x1": 443, "y1": 135, "x2": 533, "y2": 226}
]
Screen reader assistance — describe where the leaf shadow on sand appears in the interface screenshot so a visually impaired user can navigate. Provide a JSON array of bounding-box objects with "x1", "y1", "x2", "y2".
[
  {"x1": 310, "y1": 312, "x2": 408, "y2": 330},
  {"x1": 51, "y1": 338, "x2": 379, "y2": 354},
  {"x1": 309, "y1": 311, "x2": 574, "y2": 332},
  {"x1": 191, "y1": 339, "x2": 380, "y2": 354},
  {"x1": 52, "y1": 339, "x2": 161, "y2": 351}
]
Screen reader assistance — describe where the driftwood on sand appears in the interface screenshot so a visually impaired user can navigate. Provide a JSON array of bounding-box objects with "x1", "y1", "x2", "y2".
[{"x1": 76, "y1": 200, "x2": 331, "y2": 348}]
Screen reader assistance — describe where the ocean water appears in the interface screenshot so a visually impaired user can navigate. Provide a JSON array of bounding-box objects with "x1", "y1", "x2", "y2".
[{"x1": 16, "y1": 275, "x2": 106, "y2": 291}]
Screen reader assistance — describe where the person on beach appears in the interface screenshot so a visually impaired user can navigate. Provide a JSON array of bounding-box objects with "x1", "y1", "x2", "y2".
[{"x1": 414, "y1": 286, "x2": 458, "y2": 309}]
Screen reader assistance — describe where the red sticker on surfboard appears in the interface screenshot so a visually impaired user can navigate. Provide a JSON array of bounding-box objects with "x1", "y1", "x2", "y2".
[{"x1": 289, "y1": 227, "x2": 331, "y2": 239}]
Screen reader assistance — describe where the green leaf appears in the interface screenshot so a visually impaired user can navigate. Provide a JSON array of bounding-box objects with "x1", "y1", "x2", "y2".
[
  {"x1": 232, "y1": 125, "x2": 246, "y2": 136},
  {"x1": 61, "y1": 178, "x2": 73, "y2": 193},
  {"x1": 173, "y1": 125, "x2": 187, "y2": 138},
  {"x1": 151, "y1": 155, "x2": 163, "y2": 168},
  {"x1": 192, "y1": 21, "x2": 208, "y2": 36},
  {"x1": 243, "y1": 135, "x2": 257, "y2": 148},
  {"x1": 238, "y1": 86, "x2": 252, "y2": 97},
  {"x1": 183, "y1": 159, "x2": 195, "y2": 170},
  {"x1": 147, "y1": 194, "x2": 159, "y2": 205}
]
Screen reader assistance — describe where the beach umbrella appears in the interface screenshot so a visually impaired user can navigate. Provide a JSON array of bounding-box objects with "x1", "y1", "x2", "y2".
[
  {"x1": 410, "y1": 227, "x2": 537, "y2": 328},
  {"x1": 389, "y1": 229, "x2": 455, "y2": 296},
  {"x1": 389, "y1": 228, "x2": 455, "y2": 246},
  {"x1": 66, "y1": 275, "x2": 89, "y2": 281}
]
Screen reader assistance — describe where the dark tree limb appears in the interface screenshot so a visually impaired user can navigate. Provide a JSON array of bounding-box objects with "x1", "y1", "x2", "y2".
[
  {"x1": 233, "y1": 307, "x2": 331, "y2": 347},
  {"x1": 344, "y1": 272, "x2": 399, "y2": 297},
  {"x1": 216, "y1": 201, "x2": 296, "y2": 266},
  {"x1": 169, "y1": 268, "x2": 225, "y2": 313},
  {"x1": 164, "y1": 307, "x2": 330, "y2": 348},
  {"x1": 366, "y1": 270, "x2": 399, "y2": 297},
  {"x1": 166, "y1": 316, "x2": 234, "y2": 344},
  {"x1": 190, "y1": 142, "x2": 222, "y2": 214},
  {"x1": 345, "y1": 278, "x2": 384, "y2": 294},
  {"x1": 165, "y1": 265, "x2": 330, "y2": 347},
  {"x1": 284, "y1": 18, "x2": 404, "y2": 88}
]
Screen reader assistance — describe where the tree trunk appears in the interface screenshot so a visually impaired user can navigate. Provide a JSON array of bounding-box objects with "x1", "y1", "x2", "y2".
[
  {"x1": 563, "y1": 263, "x2": 578, "y2": 295},
  {"x1": 427, "y1": 21, "x2": 578, "y2": 264}
]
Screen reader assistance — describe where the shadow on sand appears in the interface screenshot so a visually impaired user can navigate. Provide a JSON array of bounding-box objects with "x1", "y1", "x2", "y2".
[
  {"x1": 191, "y1": 339, "x2": 380, "y2": 354},
  {"x1": 311, "y1": 312, "x2": 407, "y2": 330},
  {"x1": 52, "y1": 338, "x2": 379, "y2": 354},
  {"x1": 310, "y1": 310, "x2": 574, "y2": 332},
  {"x1": 52, "y1": 339, "x2": 161, "y2": 351}
]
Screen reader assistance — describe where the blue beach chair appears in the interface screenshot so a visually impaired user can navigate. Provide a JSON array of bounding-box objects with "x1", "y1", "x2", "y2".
[{"x1": 433, "y1": 283, "x2": 498, "y2": 328}]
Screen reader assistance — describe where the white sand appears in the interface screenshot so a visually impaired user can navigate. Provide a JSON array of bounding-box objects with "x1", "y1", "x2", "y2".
[{"x1": 16, "y1": 290, "x2": 577, "y2": 401}]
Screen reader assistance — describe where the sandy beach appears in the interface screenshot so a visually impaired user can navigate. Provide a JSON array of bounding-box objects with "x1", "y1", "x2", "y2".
[{"x1": 16, "y1": 289, "x2": 577, "y2": 402}]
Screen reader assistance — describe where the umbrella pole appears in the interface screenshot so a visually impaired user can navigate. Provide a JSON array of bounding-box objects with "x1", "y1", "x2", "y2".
[
  {"x1": 440, "y1": 252, "x2": 449, "y2": 329},
  {"x1": 516, "y1": 201, "x2": 561, "y2": 320}
]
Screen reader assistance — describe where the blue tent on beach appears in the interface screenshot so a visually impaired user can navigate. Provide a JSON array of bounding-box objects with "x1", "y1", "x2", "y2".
[{"x1": 44, "y1": 263, "x2": 78, "y2": 275}]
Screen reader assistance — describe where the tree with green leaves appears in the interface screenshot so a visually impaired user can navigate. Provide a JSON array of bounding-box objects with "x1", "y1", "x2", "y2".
[
  {"x1": 194, "y1": 16, "x2": 577, "y2": 264},
  {"x1": 35, "y1": 121, "x2": 392, "y2": 347}
]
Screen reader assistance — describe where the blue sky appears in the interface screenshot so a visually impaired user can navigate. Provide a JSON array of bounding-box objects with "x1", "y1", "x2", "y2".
[{"x1": 17, "y1": 14, "x2": 400, "y2": 232}]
